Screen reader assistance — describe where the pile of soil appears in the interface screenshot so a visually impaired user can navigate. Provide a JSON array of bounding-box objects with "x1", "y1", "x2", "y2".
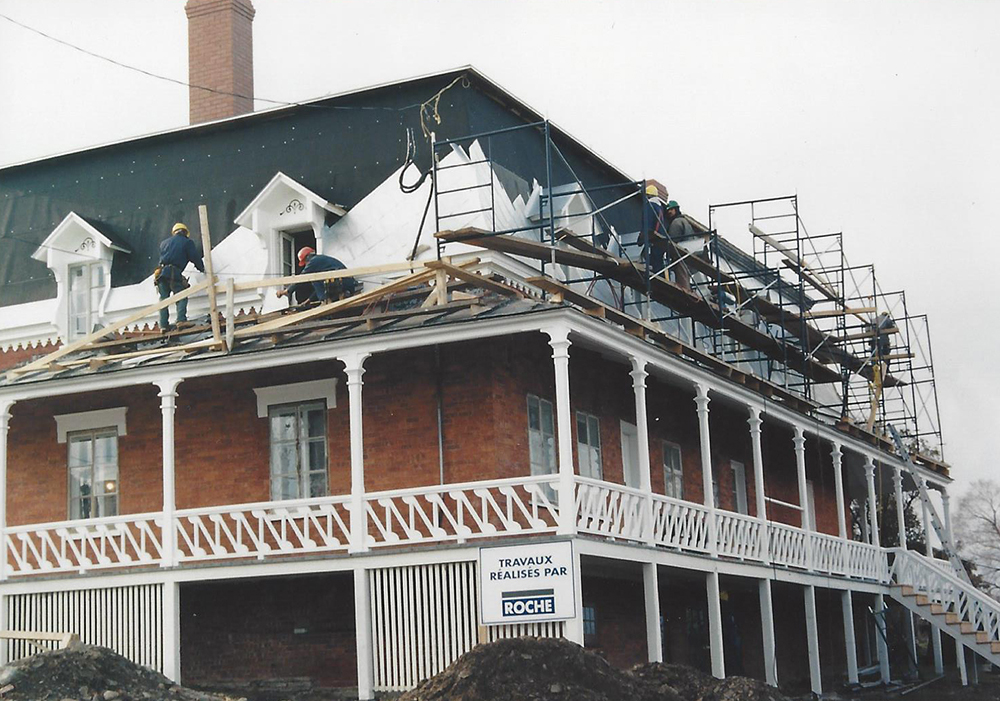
[
  {"x1": 399, "y1": 637, "x2": 792, "y2": 701},
  {"x1": 0, "y1": 644, "x2": 240, "y2": 701}
]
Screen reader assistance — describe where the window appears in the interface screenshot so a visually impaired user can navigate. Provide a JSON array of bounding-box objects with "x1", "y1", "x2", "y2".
[
  {"x1": 663, "y1": 442, "x2": 683, "y2": 499},
  {"x1": 67, "y1": 262, "x2": 104, "y2": 340},
  {"x1": 279, "y1": 232, "x2": 296, "y2": 279},
  {"x1": 730, "y1": 460, "x2": 748, "y2": 515},
  {"x1": 269, "y1": 402, "x2": 328, "y2": 500},
  {"x1": 68, "y1": 429, "x2": 118, "y2": 519},
  {"x1": 527, "y1": 395, "x2": 555, "y2": 476},
  {"x1": 575, "y1": 411, "x2": 602, "y2": 479},
  {"x1": 582, "y1": 605, "x2": 597, "y2": 645}
]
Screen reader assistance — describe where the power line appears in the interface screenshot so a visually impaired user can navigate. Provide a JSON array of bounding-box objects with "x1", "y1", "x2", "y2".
[{"x1": 0, "y1": 11, "x2": 424, "y2": 113}]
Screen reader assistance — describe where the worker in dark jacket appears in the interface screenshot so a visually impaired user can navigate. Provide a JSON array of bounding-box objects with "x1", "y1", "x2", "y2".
[
  {"x1": 663, "y1": 200, "x2": 693, "y2": 290},
  {"x1": 644, "y1": 184, "x2": 670, "y2": 275},
  {"x1": 276, "y1": 247, "x2": 357, "y2": 304},
  {"x1": 156, "y1": 222, "x2": 205, "y2": 331}
]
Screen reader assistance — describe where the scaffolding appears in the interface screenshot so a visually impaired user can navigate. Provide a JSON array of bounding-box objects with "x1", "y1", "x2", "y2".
[{"x1": 428, "y1": 123, "x2": 944, "y2": 463}]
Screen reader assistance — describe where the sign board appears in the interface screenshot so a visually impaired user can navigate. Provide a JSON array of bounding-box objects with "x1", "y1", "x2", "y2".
[{"x1": 479, "y1": 541, "x2": 576, "y2": 625}]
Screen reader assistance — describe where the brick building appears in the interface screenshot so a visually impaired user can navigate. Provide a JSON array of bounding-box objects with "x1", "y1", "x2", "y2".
[{"x1": 0, "y1": 65, "x2": 991, "y2": 698}]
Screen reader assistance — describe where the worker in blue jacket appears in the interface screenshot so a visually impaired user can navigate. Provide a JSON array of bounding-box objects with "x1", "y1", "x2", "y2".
[
  {"x1": 276, "y1": 247, "x2": 357, "y2": 304},
  {"x1": 156, "y1": 222, "x2": 205, "y2": 331}
]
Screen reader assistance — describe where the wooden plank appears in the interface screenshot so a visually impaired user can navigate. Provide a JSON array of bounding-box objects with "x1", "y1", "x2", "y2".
[
  {"x1": 805, "y1": 307, "x2": 877, "y2": 319},
  {"x1": 59, "y1": 339, "x2": 217, "y2": 368},
  {"x1": 6, "y1": 279, "x2": 211, "y2": 380},
  {"x1": 425, "y1": 260, "x2": 526, "y2": 299},
  {"x1": 234, "y1": 268, "x2": 437, "y2": 338},
  {"x1": 225, "y1": 278, "x2": 236, "y2": 352},
  {"x1": 197, "y1": 205, "x2": 224, "y2": 349},
  {"x1": 231, "y1": 260, "x2": 427, "y2": 292}
]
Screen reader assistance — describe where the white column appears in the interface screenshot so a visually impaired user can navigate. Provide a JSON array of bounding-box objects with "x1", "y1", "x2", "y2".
[
  {"x1": 865, "y1": 459, "x2": 881, "y2": 548},
  {"x1": 832, "y1": 443, "x2": 847, "y2": 540},
  {"x1": 707, "y1": 571, "x2": 725, "y2": 679},
  {"x1": 0, "y1": 399, "x2": 13, "y2": 583},
  {"x1": 163, "y1": 579, "x2": 181, "y2": 683},
  {"x1": 922, "y1": 479, "x2": 944, "y2": 675},
  {"x1": 842, "y1": 590, "x2": 859, "y2": 684},
  {"x1": 694, "y1": 384, "x2": 717, "y2": 555},
  {"x1": 942, "y1": 491, "x2": 954, "y2": 548},
  {"x1": 630, "y1": 357, "x2": 654, "y2": 544},
  {"x1": 342, "y1": 353, "x2": 371, "y2": 553},
  {"x1": 354, "y1": 567, "x2": 374, "y2": 700},
  {"x1": 804, "y1": 584, "x2": 822, "y2": 695},
  {"x1": 793, "y1": 427, "x2": 812, "y2": 568},
  {"x1": 759, "y1": 579, "x2": 777, "y2": 686},
  {"x1": 564, "y1": 544, "x2": 585, "y2": 644},
  {"x1": 642, "y1": 562, "x2": 662, "y2": 662},
  {"x1": 547, "y1": 327, "x2": 577, "y2": 536},
  {"x1": 875, "y1": 592, "x2": 891, "y2": 683},
  {"x1": 893, "y1": 467, "x2": 918, "y2": 667},
  {"x1": 156, "y1": 378, "x2": 182, "y2": 568},
  {"x1": 748, "y1": 407, "x2": 770, "y2": 564},
  {"x1": 957, "y1": 637, "x2": 969, "y2": 686}
]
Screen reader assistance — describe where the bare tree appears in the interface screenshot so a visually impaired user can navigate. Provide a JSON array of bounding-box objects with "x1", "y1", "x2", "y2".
[{"x1": 954, "y1": 479, "x2": 1000, "y2": 596}]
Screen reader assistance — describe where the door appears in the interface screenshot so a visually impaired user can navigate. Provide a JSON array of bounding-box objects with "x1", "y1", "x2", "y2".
[
  {"x1": 730, "y1": 460, "x2": 748, "y2": 515},
  {"x1": 620, "y1": 421, "x2": 641, "y2": 489}
]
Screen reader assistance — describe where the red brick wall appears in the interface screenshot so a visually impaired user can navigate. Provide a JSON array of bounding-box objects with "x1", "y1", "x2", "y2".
[
  {"x1": 4, "y1": 332, "x2": 850, "y2": 535},
  {"x1": 185, "y1": 0, "x2": 255, "y2": 124},
  {"x1": 582, "y1": 573, "x2": 648, "y2": 668},
  {"x1": 180, "y1": 573, "x2": 356, "y2": 688}
]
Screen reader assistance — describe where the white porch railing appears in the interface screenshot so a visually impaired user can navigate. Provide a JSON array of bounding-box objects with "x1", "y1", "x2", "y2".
[
  {"x1": 174, "y1": 496, "x2": 353, "y2": 563},
  {"x1": 4, "y1": 513, "x2": 163, "y2": 575},
  {"x1": 1, "y1": 474, "x2": 885, "y2": 582},
  {"x1": 363, "y1": 475, "x2": 560, "y2": 548}
]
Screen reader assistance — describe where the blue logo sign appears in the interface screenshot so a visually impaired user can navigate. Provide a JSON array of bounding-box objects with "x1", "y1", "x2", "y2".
[{"x1": 501, "y1": 589, "x2": 556, "y2": 617}]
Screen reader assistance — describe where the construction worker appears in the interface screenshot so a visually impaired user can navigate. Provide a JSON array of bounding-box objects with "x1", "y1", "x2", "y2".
[
  {"x1": 276, "y1": 247, "x2": 357, "y2": 304},
  {"x1": 156, "y1": 222, "x2": 205, "y2": 331},
  {"x1": 644, "y1": 184, "x2": 670, "y2": 275}
]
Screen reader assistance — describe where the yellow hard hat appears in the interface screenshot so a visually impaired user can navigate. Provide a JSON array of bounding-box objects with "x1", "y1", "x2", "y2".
[
  {"x1": 172, "y1": 222, "x2": 190, "y2": 236},
  {"x1": 645, "y1": 184, "x2": 659, "y2": 197}
]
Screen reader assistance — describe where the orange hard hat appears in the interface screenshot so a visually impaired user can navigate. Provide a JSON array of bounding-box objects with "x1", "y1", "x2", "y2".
[{"x1": 297, "y1": 247, "x2": 315, "y2": 266}]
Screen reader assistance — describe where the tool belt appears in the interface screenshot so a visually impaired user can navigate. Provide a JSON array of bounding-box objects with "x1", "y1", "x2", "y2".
[{"x1": 154, "y1": 264, "x2": 189, "y2": 288}]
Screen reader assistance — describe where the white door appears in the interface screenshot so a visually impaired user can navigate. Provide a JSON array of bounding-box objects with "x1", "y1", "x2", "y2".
[
  {"x1": 731, "y1": 460, "x2": 748, "y2": 515},
  {"x1": 620, "y1": 421, "x2": 641, "y2": 489}
]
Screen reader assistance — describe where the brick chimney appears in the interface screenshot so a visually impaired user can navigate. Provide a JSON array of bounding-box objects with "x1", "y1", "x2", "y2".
[{"x1": 185, "y1": 0, "x2": 255, "y2": 124}]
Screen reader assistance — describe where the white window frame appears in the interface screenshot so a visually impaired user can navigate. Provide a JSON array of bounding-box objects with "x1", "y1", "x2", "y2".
[
  {"x1": 730, "y1": 460, "x2": 749, "y2": 515},
  {"x1": 268, "y1": 400, "x2": 329, "y2": 501},
  {"x1": 67, "y1": 428, "x2": 119, "y2": 520},
  {"x1": 575, "y1": 411, "x2": 602, "y2": 480},
  {"x1": 253, "y1": 379, "x2": 338, "y2": 418},
  {"x1": 54, "y1": 407, "x2": 127, "y2": 444},
  {"x1": 663, "y1": 441, "x2": 683, "y2": 500},
  {"x1": 527, "y1": 394, "x2": 556, "y2": 476},
  {"x1": 67, "y1": 261, "x2": 105, "y2": 340}
]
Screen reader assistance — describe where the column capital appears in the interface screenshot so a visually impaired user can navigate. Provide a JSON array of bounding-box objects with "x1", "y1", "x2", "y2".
[
  {"x1": 545, "y1": 325, "x2": 572, "y2": 358},
  {"x1": 830, "y1": 442, "x2": 843, "y2": 461},
  {"x1": 340, "y1": 352, "x2": 371, "y2": 382},
  {"x1": 0, "y1": 398, "x2": 14, "y2": 426},
  {"x1": 793, "y1": 425, "x2": 806, "y2": 444},
  {"x1": 155, "y1": 377, "x2": 183, "y2": 402},
  {"x1": 892, "y1": 465, "x2": 903, "y2": 486},
  {"x1": 629, "y1": 356, "x2": 648, "y2": 389},
  {"x1": 941, "y1": 491, "x2": 951, "y2": 506},
  {"x1": 747, "y1": 406, "x2": 762, "y2": 431},
  {"x1": 864, "y1": 456, "x2": 876, "y2": 476},
  {"x1": 693, "y1": 383, "x2": 710, "y2": 412}
]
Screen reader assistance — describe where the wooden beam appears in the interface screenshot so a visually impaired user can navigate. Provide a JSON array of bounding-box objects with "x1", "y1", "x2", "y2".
[
  {"x1": 805, "y1": 307, "x2": 877, "y2": 319},
  {"x1": 59, "y1": 339, "x2": 218, "y2": 368},
  {"x1": 231, "y1": 260, "x2": 427, "y2": 292},
  {"x1": 6, "y1": 279, "x2": 212, "y2": 380},
  {"x1": 425, "y1": 260, "x2": 527, "y2": 299},
  {"x1": 198, "y1": 205, "x2": 224, "y2": 350}
]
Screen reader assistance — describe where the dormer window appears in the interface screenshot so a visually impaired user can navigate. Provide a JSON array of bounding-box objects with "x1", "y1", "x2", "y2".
[
  {"x1": 31, "y1": 212, "x2": 130, "y2": 342},
  {"x1": 234, "y1": 172, "x2": 346, "y2": 279}
]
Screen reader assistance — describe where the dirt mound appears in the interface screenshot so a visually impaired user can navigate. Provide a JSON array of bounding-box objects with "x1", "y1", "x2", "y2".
[
  {"x1": 698, "y1": 677, "x2": 789, "y2": 701},
  {"x1": 398, "y1": 636, "x2": 664, "y2": 701},
  {"x1": 0, "y1": 644, "x2": 238, "y2": 701},
  {"x1": 629, "y1": 663, "x2": 717, "y2": 700}
]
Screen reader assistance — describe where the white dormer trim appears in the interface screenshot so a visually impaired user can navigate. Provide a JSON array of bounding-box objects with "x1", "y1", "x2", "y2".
[
  {"x1": 54, "y1": 407, "x2": 128, "y2": 443},
  {"x1": 32, "y1": 212, "x2": 131, "y2": 343},
  {"x1": 253, "y1": 379, "x2": 339, "y2": 418},
  {"x1": 234, "y1": 172, "x2": 347, "y2": 277}
]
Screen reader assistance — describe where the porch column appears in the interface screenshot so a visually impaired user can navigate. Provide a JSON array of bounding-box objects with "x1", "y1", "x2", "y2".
[
  {"x1": 842, "y1": 590, "x2": 859, "y2": 684},
  {"x1": 748, "y1": 407, "x2": 770, "y2": 564},
  {"x1": 875, "y1": 592, "x2": 891, "y2": 684},
  {"x1": 957, "y1": 637, "x2": 969, "y2": 686},
  {"x1": 865, "y1": 458, "x2": 880, "y2": 548},
  {"x1": 706, "y1": 571, "x2": 725, "y2": 678},
  {"x1": 694, "y1": 384, "x2": 717, "y2": 555},
  {"x1": 921, "y1": 479, "x2": 944, "y2": 675},
  {"x1": 630, "y1": 356, "x2": 654, "y2": 544},
  {"x1": 342, "y1": 353, "x2": 371, "y2": 554},
  {"x1": 758, "y1": 579, "x2": 778, "y2": 686},
  {"x1": 564, "y1": 543, "x2": 585, "y2": 644},
  {"x1": 793, "y1": 427, "x2": 812, "y2": 567},
  {"x1": 156, "y1": 378, "x2": 182, "y2": 568},
  {"x1": 642, "y1": 562, "x2": 662, "y2": 662},
  {"x1": 547, "y1": 326, "x2": 576, "y2": 536},
  {"x1": 804, "y1": 584, "x2": 822, "y2": 695},
  {"x1": 893, "y1": 466, "x2": 918, "y2": 668},
  {"x1": 354, "y1": 567, "x2": 374, "y2": 700},
  {"x1": 942, "y1": 491, "x2": 953, "y2": 549},
  {"x1": 832, "y1": 443, "x2": 847, "y2": 539},
  {"x1": 163, "y1": 579, "x2": 181, "y2": 683},
  {"x1": 0, "y1": 399, "x2": 13, "y2": 583}
]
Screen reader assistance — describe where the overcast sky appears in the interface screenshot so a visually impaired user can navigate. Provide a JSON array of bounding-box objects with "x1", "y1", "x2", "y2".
[{"x1": 0, "y1": 0, "x2": 996, "y2": 497}]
